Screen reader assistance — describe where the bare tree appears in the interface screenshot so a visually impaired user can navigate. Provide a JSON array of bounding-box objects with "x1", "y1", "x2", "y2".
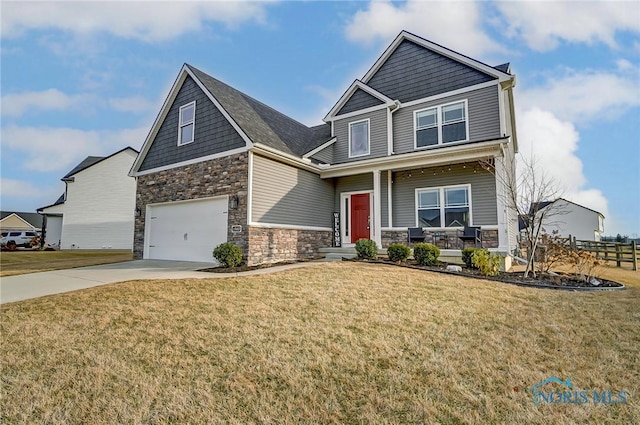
[{"x1": 481, "y1": 155, "x2": 565, "y2": 278}]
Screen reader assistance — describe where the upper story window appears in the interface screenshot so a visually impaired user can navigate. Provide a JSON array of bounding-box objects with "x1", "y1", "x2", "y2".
[
  {"x1": 415, "y1": 100, "x2": 468, "y2": 149},
  {"x1": 178, "y1": 101, "x2": 196, "y2": 146},
  {"x1": 349, "y1": 119, "x2": 370, "y2": 157},
  {"x1": 416, "y1": 185, "x2": 471, "y2": 228}
]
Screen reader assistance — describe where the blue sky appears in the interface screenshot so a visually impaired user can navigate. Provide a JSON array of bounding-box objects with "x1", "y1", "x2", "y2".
[{"x1": 1, "y1": 1, "x2": 639, "y2": 236}]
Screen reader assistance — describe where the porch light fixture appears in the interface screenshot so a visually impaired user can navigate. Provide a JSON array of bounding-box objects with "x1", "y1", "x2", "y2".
[
  {"x1": 135, "y1": 206, "x2": 141, "y2": 217},
  {"x1": 230, "y1": 195, "x2": 239, "y2": 210}
]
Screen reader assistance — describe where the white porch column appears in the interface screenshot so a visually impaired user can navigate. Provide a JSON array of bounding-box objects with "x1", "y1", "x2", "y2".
[
  {"x1": 494, "y1": 155, "x2": 510, "y2": 253},
  {"x1": 373, "y1": 169, "x2": 382, "y2": 247}
]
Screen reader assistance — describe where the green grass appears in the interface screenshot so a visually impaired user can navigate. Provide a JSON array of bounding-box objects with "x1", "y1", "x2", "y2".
[
  {"x1": 1, "y1": 263, "x2": 638, "y2": 424},
  {"x1": 0, "y1": 250, "x2": 132, "y2": 276}
]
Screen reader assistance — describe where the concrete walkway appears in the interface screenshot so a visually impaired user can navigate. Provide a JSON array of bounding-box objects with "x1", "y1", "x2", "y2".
[{"x1": 0, "y1": 259, "x2": 325, "y2": 304}]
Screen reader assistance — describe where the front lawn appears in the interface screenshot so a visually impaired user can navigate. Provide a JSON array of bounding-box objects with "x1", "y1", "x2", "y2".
[
  {"x1": 0, "y1": 250, "x2": 133, "y2": 277},
  {"x1": 1, "y1": 263, "x2": 638, "y2": 423}
]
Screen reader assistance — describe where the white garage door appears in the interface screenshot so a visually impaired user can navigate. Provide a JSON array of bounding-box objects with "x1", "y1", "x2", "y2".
[{"x1": 146, "y1": 197, "x2": 228, "y2": 263}]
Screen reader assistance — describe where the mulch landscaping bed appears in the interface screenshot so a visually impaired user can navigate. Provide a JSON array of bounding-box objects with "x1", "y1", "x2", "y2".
[
  {"x1": 199, "y1": 258, "x2": 319, "y2": 273},
  {"x1": 345, "y1": 258, "x2": 625, "y2": 291}
]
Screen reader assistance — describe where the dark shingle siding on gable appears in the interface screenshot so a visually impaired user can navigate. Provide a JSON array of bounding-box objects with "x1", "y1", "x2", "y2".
[
  {"x1": 139, "y1": 76, "x2": 246, "y2": 172},
  {"x1": 367, "y1": 40, "x2": 495, "y2": 103},
  {"x1": 337, "y1": 88, "x2": 384, "y2": 116}
]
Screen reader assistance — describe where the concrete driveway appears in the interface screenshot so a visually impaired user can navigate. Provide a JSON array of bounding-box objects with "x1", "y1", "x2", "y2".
[
  {"x1": 0, "y1": 259, "x2": 325, "y2": 304},
  {"x1": 0, "y1": 259, "x2": 216, "y2": 304}
]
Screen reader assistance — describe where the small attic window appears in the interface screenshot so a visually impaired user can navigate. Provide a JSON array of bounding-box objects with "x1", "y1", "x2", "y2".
[{"x1": 178, "y1": 101, "x2": 196, "y2": 146}]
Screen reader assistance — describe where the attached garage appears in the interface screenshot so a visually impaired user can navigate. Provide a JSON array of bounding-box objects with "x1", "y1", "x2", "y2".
[{"x1": 145, "y1": 197, "x2": 228, "y2": 263}]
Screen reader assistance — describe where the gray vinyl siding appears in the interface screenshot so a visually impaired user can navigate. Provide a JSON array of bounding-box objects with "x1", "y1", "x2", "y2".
[
  {"x1": 310, "y1": 143, "x2": 334, "y2": 164},
  {"x1": 252, "y1": 155, "x2": 334, "y2": 228},
  {"x1": 139, "y1": 76, "x2": 246, "y2": 171},
  {"x1": 337, "y1": 88, "x2": 384, "y2": 115},
  {"x1": 334, "y1": 108, "x2": 387, "y2": 164},
  {"x1": 393, "y1": 85, "x2": 501, "y2": 155},
  {"x1": 380, "y1": 171, "x2": 388, "y2": 227},
  {"x1": 391, "y1": 165, "x2": 497, "y2": 227},
  {"x1": 334, "y1": 174, "x2": 373, "y2": 211},
  {"x1": 367, "y1": 39, "x2": 495, "y2": 103}
]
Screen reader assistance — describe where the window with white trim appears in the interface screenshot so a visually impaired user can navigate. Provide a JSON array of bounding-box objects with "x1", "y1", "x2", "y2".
[
  {"x1": 415, "y1": 100, "x2": 467, "y2": 148},
  {"x1": 349, "y1": 119, "x2": 370, "y2": 157},
  {"x1": 417, "y1": 185, "x2": 471, "y2": 228},
  {"x1": 178, "y1": 101, "x2": 196, "y2": 146}
]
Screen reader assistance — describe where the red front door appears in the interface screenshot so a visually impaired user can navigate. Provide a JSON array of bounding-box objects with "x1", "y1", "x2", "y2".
[{"x1": 351, "y1": 193, "x2": 370, "y2": 242}]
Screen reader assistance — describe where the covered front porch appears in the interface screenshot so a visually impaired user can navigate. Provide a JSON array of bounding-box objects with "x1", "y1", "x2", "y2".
[{"x1": 322, "y1": 156, "x2": 511, "y2": 254}]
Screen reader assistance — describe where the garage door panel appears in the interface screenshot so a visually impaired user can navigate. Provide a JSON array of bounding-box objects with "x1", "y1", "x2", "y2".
[{"x1": 147, "y1": 198, "x2": 228, "y2": 263}]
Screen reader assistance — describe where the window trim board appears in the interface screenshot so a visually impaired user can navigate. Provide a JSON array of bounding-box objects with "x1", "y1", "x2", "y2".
[
  {"x1": 414, "y1": 183, "x2": 473, "y2": 229},
  {"x1": 178, "y1": 100, "x2": 196, "y2": 146},
  {"x1": 348, "y1": 118, "x2": 371, "y2": 158},
  {"x1": 413, "y1": 99, "x2": 469, "y2": 150}
]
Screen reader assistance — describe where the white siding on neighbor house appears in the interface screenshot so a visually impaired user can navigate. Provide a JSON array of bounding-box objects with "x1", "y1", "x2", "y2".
[
  {"x1": 540, "y1": 200, "x2": 603, "y2": 242},
  {"x1": 61, "y1": 150, "x2": 137, "y2": 249}
]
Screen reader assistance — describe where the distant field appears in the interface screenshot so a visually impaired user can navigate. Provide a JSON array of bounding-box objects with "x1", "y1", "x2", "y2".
[
  {"x1": 0, "y1": 250, "x2": 133, "y2": 277},
  {"x1": 1, "y1": 262, "x2": 637, "y2": 424}
]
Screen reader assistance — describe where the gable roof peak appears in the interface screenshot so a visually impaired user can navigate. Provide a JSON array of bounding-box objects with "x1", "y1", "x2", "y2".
[{"x1": 362, "y1": 30, "x2": 513, "y2": 85}]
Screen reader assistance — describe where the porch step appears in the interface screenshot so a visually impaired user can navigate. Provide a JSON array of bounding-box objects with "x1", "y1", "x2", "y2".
[{"x1": 324, "y1": 253, "x2": 356, "y2": 261}]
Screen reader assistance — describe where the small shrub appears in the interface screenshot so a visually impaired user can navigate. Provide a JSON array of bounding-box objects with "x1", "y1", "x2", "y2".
[
  {"x1": 387, "y1": 243, "x2": 411, "y2": 262},
  {"x1": 567, "y1": 249, "x2": 604, "y2": 282},
  {"x1": 461, "y1": 247, "x2": 481, "y2": 269},
  {"x1": 413, "y1": 243, "x2": 440, "y2": 266},
  {"x1": 355, "y1": 239, "x2": 378, "y2": 259},
  {"x1": 213, "y1": 242, "x2": 243, "y2": 268},
  {"x1": 472, "y1": 249, "x2": 501, "y2": 277}
]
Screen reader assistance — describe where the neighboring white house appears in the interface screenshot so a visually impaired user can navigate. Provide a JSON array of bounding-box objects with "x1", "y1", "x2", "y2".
[
  {"x1": 38, "y1": 147, "x2": 138, "y2": 250},
  {"x1": 534, "y1": 198, "x2": 605, "y2": 242}
]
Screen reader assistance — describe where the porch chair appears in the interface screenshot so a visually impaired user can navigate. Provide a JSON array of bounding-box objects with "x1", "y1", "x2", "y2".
[
  {"x1": 458, "y1": 226, "x2": 482, "y2": 248},
  {"x1": 407, "y1": 227, "x2": 426, "y2": 244}
]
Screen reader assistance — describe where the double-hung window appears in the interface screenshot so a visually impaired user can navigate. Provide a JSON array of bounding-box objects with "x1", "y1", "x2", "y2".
[
  {"x1": 349, "y1": 119, "x2": 370, "y2": 157},
  {"x1": 416, "y1": 185, "x2": 471, "y2": 228},
  {"x1": 178, "y1": 101, "x2": 196, "y2": 146},
  {"x1": 415, "y1": 100, "x2": 467, "y2": 148}
]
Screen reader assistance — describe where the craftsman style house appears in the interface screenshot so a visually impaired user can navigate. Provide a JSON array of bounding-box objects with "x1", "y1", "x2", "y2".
[{"x1": 130, "y1": 31, "x2": 519, "y2": 265}]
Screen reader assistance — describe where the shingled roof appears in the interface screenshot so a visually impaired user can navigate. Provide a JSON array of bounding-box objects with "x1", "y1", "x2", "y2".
[
  {"x1": 63, "y1": 156, "x2": 104, "y2": 179},
  {"x1": 187, "y1": 64, "x2": 331, "y2": 157}
]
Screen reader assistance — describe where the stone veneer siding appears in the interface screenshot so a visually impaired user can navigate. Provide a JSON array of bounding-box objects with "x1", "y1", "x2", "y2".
[
  {"x1": 134, "y1": 153, "x2": 248, "y2": 260},
  {"x1": 247, "y1": 227, "x2": 332, "y2": 266},
  {"x1": 382, "y1": 229, "x2": 499, "y2": 250}
]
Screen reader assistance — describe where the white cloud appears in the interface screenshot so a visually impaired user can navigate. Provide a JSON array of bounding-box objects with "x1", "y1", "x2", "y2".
[
  {"x1": 517, "y1": 107, "x2": 609, "y2": 220},
  {"x1": 518, "y1": 69, "x2": 640, "y2": 124},
  {"x1": 108, "y1": 96, "x2": 154, "y2": 113},
  {"x1": 1, "y1": 1, "x2": 276, "y2": 42},
  {"x1": 496, "y1": 1, "x2": 640, "y2": 51},
  {"x1": 0, "y1": 178, "x2": 50, "y2": 198},
  {"x1": 1, "y1": 89, "x2": 95, "y2": 118},
  {"x1": 1, "y1": 125, "x2": 147, "y2": 173},
  {"x1": 344, "y1": 0, "x2": 505, "y2": 58}
]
